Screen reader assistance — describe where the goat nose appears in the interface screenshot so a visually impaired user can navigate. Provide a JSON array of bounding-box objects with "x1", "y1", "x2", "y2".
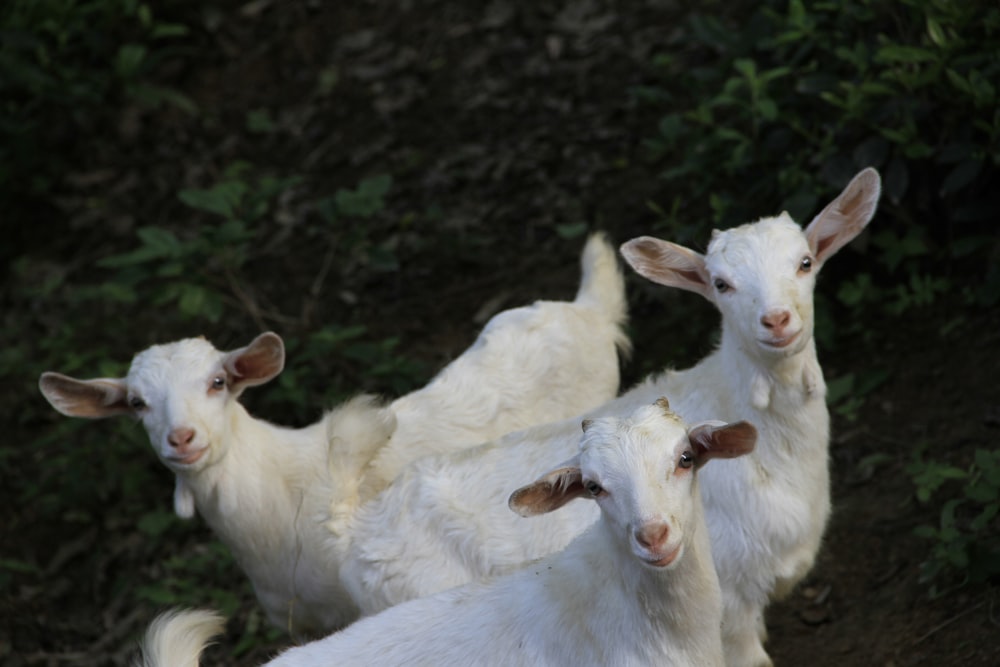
[
  {"x1": 635, "y1": 523, "x2": 669, "y2": 550},
  {"x1": 760, "y1": 309, "x2": 791, "y2": 332},
  {"x1": 167, "y1": 427, "x2": 195, "y2": 449}
]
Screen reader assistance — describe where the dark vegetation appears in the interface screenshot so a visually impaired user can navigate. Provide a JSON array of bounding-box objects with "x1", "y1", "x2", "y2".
[{"x1": 2, "y1": 0, "x2": 998, "y2": 664}]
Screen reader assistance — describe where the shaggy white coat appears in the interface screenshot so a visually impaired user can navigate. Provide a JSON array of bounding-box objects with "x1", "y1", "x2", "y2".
[
  {"x1": 340, "y1": 169, "x2": 881, "y2": 666},
  {"x1": 39, "y1": 233, "x2": 629, "y2": 636},
  {"x1": 137, "y1": 400, "x2": 756, "y2": 667}
]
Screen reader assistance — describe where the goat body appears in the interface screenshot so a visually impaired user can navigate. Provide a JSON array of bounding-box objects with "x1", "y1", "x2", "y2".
[
  {"x1": 136, "y1": 400, "x2": 756, "y2": 667},
  {"x1": 340, "y1": 169, "x2": 881, "y2": 666},
  {"x1": 38, "y1": 233, "x2": 629, "y2": 637},
  {"x1": 355, "y1": 231, "x2": 629, "y2": 496}
]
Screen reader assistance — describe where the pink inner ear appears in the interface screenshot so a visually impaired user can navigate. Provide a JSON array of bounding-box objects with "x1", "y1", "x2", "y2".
[
  {"x1": 225, "y1": 334, "x2": 284, "y2": 385},
  {"x1": 40, "y1": 373, "x2": 131, "y2": 418},
  {"x1": 223, "y1": 355, "x2": 246, "y2": 381},
  {"x1": 836, "y1": 180, "x2": 870, "y2": 221},
  {"x1": 231, "y1": 355, "x2": 254, "y2": 379},
  {"x1": 674, "y1": 267, "x2": 707, "y2": 286},
  {"x1": 509, "y1": 467, "x2": 585, "y2": 517},
  {"x1": 807, "y1": 168, "x2": 881, "y2": 262},
  {"x1": 621, "y1": 237, "x2": 712, "y2": 300},
  {"x1": 690, "y1": 421, "x2": 757, "y2": 466},
  {"x1": 242, "y1": 346, "x2": 275, "y2": 376},
  {"x1": 812, "y1": 232, "x2": 837, "y2": 259}
]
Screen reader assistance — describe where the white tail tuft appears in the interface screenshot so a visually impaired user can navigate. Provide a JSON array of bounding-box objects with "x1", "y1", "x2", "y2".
[
  {"x1": 575, "y1": 231, "x2": 631, "y2": 358},
  {"x1": 135, "y1": 608, "x2": 224, "y2": 667}
]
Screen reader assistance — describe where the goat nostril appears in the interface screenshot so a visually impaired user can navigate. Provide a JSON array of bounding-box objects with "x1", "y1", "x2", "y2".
[
  {"x1": 761, "y1": 311, "x2": 791, "y2": 331},
  {"x1": 635, "y1": 524, "x2": 669, "y2": 549},
  {"x1": 168, "y1": 428, "x2": 195, "y2": 448}
]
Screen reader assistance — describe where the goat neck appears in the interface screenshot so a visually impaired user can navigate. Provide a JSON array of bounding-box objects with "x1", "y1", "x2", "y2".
[
  {"x1": 576, "y1": 487, "x2": 722, "y2": 665},
  {"x1": 716, "y1": 317, "x2": 824, "y2": 412}
]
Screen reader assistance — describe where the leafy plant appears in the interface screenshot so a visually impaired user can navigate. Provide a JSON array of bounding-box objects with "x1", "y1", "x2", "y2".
[
  {"x1": 315, "y1": 174, "x2": 401, "y2": 273},
  {"x1": 324, "y1": 173, "x2": 393, "y2": 219},
  {"x1": 95, "y1": 161, "x2": 301, "y2": 322},
  {"x1": 824, "y1": 368, "x2": 889, "y2": 422},
  {"x1": 908, "y1": 446, "x2": 1000, "y2": 596},
  {"x1": 638, "y1": 0, "x2": 1000, "y2": 315},
  {"x1": 133, "y1": 541, "x2": 244, "y2": 613},
  {"x1": 0, "y1": 0, "x2": 196, "y2": 203}
]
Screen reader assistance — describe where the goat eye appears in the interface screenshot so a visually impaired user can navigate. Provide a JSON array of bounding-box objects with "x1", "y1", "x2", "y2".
[
  {"x1": 210, "y1": 376, "x2": 226, "y2": 391},
  {"x1": 799, "y1": 256, "x2": 813, "y2": 273},
  {"x1": 129, "y1": 397, "x2": 146, "y2": 410},
  {"x1": 678, "y1": 450, "x2": 695, "y2": 469},
  {"x1": 713, "y1": 278, "x2": 730, "y2": 293},
  {"x1": 584, "y1": 481, "x2": 604, "y2": 497}
]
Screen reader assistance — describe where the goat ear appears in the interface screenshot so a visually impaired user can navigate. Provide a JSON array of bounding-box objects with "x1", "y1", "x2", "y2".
[
  {"x1": 688, "y1": 420, "x2": 757, "y2": 468},
  {"x1": 224, "y1": 332, "x2": 285, "y2": 392},
  {"x1": 620, "y1": 236, "x2": 713, "y2": 302},
  {"x1": 38, "y1": 372, "x2": 131, "y2": 418},
  {"x1": 509, "y1": 457, "x2": 586, "y2": 517},
  {"x1": 805, "y1": 167, "x2": 881, "y2": 265}
]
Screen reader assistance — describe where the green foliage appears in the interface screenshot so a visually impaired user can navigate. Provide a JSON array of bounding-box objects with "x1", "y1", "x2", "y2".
[
  {"x1": 315, "y1": 174, "x2": 402, "y2": 274},
  {"x1": 555, "y1": 222, "x2": 589, "y2": 240},
  {"x1": 824, "y1": 368, "x2": 889, "y2": 422},
  {"x1": 246, "y1": 108, "x2": 276, "y2": 134},
  {"x1": 267, "y1": 323, "x2": 426, "y2": 421},
  {"x1": 0, "y1": 558, "x2": 41, "y2": 595},
  {"x1": 326, "y1": 173, "x2": 393, "y2": 219},
  {"x1": 93, "y1": 161, "x2": 300, "y2": 322},
  {"x1": 86, "y1": 166, "x2": 424, "y2": 418},
  {"x1": 639, "y1": 0, "x2": 1000, "y2": 312},
  {"x1": 134, "y1": 541, "x2": 244, "y2": 613},
  {"x1": 0, "y1": 0, "x2": 196, "y2": 201},
  {"x1": 908, "y1": 446, "x2": 1000, "y2": 596}
]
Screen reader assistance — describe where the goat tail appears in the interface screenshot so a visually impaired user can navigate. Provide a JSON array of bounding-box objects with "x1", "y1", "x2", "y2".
[
  {"x1": 134, "y1": 608, "x2": 225, "y2": 667},
  {"x1": 576, "y1": 231, "x2": 632, "y2": 357}
]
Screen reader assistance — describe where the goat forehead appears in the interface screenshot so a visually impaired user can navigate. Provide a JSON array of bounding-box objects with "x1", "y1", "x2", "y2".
[
  {"x1": 580, "y1": 408, "x2": 688, "y2": 478},
  {"x1": 707, "y1": 215, "x2": 808, "y2": 274},
  {"x1": 127, "y1": 338, "x2": 223, "y2": 398}
]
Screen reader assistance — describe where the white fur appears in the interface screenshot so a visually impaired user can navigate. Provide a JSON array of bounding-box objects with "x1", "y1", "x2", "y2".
[
  {"x1": 355, "y1": 231, "x2": 630, "y2": 497},
  {"x1": 38, "y1": 233, "x2": 629, "y2": 637},
  {"x1": 136, "y1": 401, "x2": 755, "y2": 667},
  {"x1": 339, "y1": 169, "x2": 881, "y2": 667},
  {"x1": 134, "y1": 608, "x2": 225, "y2": 667}
]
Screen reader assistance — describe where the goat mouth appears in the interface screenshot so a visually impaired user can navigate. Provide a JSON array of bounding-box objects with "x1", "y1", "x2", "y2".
[
  {"x1": 644, "y1": 544, "x2": 682, "y2": 568},
  {"x1": 760, "y1": 330, "x2": 800, "y2": 349},
  {"x1": 166, "y1": 449, "x2": 207, "y2": 466}
]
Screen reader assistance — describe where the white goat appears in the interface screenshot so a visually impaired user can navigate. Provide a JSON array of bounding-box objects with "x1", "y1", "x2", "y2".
[
  {"x1": 340, "y1": 168, "x2": 881, "y2": 666},
  {"x1": 136, "y1": 399, "x2": 757, "y2": 667},
  {"x1": 38, "y1": 232, "x2": 629, "y2": 637}
]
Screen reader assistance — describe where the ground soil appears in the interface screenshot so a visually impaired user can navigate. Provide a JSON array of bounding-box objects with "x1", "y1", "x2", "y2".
[{"x1": 4, "y1": 1, "x2": 998, "y2": 665}]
